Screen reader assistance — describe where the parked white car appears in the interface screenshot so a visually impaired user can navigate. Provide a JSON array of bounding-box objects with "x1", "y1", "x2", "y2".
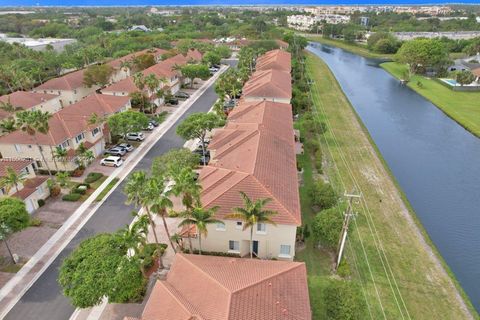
[
  {"x1": 100, "y1": 156, "x2": 124, "y2": 167},
  {"x1": 126, "y1": 132, "x2": 145, "y2": 141}
]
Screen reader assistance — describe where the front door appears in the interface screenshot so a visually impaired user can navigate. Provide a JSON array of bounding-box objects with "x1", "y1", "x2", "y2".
[{"x1": 252, "y1": 241, "x2": 259, "y2": 257}]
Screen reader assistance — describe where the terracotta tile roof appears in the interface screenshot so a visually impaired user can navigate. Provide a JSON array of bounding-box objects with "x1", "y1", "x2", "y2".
[
  {"x1": 102, "y1": 77, "x2": 140, "y2": 94},
  {"x1": 200, "y1": 100, "x2": 300, "y2": 226},
  {"x1": 242, "y1": 69, "x2": 292, "y2": 101},
  {"x1": 0, "y1": 159, "x2": 33, "y2": 177},
  {"x1": 186, "y1": 49, "x2": 203, "y2": 62},
  {"x1": 35, "y1": 69, "x2": 85, "y2": 91},
  {"x1": 12, "y1": 176, "x2": 48, "y2": 200},
  {"x1": 255, "y1": 49, "x2": 291, "y2": 73},
  {"x1": 141, "y1": 254, "x2": 311, "y2": 320},
  {"x1": 0, "y1": 93, "x2": 128, "y2": 146},
  {"x1": 143, "y1": 60, "x2": 178, "y2": 79},
  {"x1": 108, "y1": 48, "x2": 168, "y2": 69},
  {"x1": 0, "y1": 91, "x2": 59, "y2": 110}
]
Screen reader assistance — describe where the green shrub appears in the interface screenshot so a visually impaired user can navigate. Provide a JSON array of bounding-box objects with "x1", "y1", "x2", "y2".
[
  {"x1": 305, "y1": 139, "x2": 320, "y2": 154},
  {"x1": 30, "y1": 218, "x2": 42, "y2": 227},
  {"x1": 185, "y1": 249, "x2": 240, "y2": 257},
  {"x1": 62, "y1": 193, "x2": 82, "y2": 202},
  {"x1": 309, "y1": 180, "x2": 337, "y2": 210},
  {"x1": 74, "y1": 188, "x2": 86, "y2": 195},
  {"x1": 337, "y1": 259, "x2": 352, "y2": 278},
  {"x1": 84, "y1": 172, "x2": 103, "y2": 184},
  {"x1": 312, "y1": 204, "x2": 346, "y2": 248},
  {"x1": 314, "y1": 149, "x2": 322, "y2": 173},
  {"x1": 37, "y1": 199, "x2": 46, "y2": 207},
  {"x1": 324, "y1": 279, "x2": 365, "y2": 320},
  {"x1": 0, "y1": 197, "x2": 30, "y2": 231}
]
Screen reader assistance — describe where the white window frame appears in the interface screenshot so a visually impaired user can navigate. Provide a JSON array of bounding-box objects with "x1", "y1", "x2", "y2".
[
  {"x1": 75, "y1": 132, "x2": 85, "y2": 144},
  {"x1": 228, "y1": 240, "x2": 240, "y2": 253},
  {"x1": 235, "y1": 221, "x2": 243, "y2": 230},
  {"x1": 215, "y1": 222, "x2": 226, "y2": 231},
  {"x1": 279, "y1": 245, "x2": 292, "y2": 258},
  {"x1": 256, "y1": 223, "x2": 267, "y2": 235},
  {"x1": 92, "y1": 127, "x2": 100, "y2": 137},
  {"x1": 14, "y1": 144, "x2": 22, "y2": 153}
]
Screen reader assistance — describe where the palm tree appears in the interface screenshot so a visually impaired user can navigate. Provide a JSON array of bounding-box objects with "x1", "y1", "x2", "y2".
[
  {"x1": 132, "y1": 72, "x2": 145, "y2": 91},
  {"x1": 147, "y1": 176, "x2": 177, "y2": 254},
  {"x1": 16, "y1": 110, "x2": 53, "y2": 177},
  {"x1": 120, "y1": 213, "x2": 149, "y2": 256},
  {"x1": 144, "y1": 73, "x2": 159, "y2": 97},
  {"x1": 168, "y1": 167, "x2": 201, "y2": 252},
  {"x1": 0, "y1": 223, "x2": 15, "y2": 264},
  {"x1": 0, "y1": 166, "x2": 27, "y2": 193},
  {"x1": 226, "y1": 192, "x2": 278, "y2": 258},
  {"x1": 170, "y1": 233, "x2": 184, "y2": 252},
  {"x1": 124, "y1": 171, "x2": 161, "y2": 247},
  {"x1": 53, "y1": 146, "x2": 68, "y2": 171},
  {"x1": 178, "y1": 205, "x2": 222, "y2": 255}
]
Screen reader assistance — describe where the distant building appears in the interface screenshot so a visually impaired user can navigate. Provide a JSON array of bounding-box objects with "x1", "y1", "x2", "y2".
[
  {"x1": 287, "y1": 14, "x2": 350, "y2": 31},
  {"x1": 360, "y1": 16, "x2": 369, "y2": 26},
  {"x1": 0, "y1": 34, "x2": 76, "y2": 52},
  {"x1": 128, "y1": 25, "x2": 151, "y2": 32}
]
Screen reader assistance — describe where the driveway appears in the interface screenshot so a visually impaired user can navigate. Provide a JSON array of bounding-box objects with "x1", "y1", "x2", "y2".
[{"x1": 3, "y1": 60, "x2": 237, "y2": 320}]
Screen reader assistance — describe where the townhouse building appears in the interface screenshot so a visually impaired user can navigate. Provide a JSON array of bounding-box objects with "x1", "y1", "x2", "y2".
[
  {"x1": 242, "y1": 69, "x2": 292, "y2": 104},
  {"x1": 196, "y1": 100, "x2": 300, "y2": 260},
  {"x1": 33, "y1": 69, "x2": 98, "y2": 106},
  {"x1": 0, "y1": 159, "x2": 50, "y2": 213},
  {"x1": 125, "y1": 254, "x2": 311, "y2": 320},
  {"x1": 0, "y1": 94, "x2": 130, "y2": 171},
  {"x1": 0, "y1": 91, "x2": 62, "y2": 121},
  {"x1": 107, "y1": 48, "x2": 169, "y2": 83}
]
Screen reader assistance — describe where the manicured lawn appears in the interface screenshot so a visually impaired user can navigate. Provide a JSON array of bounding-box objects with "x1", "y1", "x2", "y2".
[
  {"x1": 302, "y1": 53, "x2": 477, "y2": 319},
  {"x1": 382, "y1": 62, "x2": 480, "y2": 138},
  {"x1": 306, "y1": 35, "x2": 394, "y2": 60},
  {"x1": 95, "y1": 178, "x2": 120, "y2": 202}
]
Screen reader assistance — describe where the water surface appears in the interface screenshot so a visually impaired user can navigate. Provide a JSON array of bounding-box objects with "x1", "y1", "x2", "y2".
[{"x1": 308, "y1": 43, "x2": 480, "y2": 312}]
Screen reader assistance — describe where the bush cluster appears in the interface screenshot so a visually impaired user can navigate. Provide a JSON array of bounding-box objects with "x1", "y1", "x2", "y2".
[
  {"x1": 62, "y1": 193, "x2": 82, "y2": 202},
  {"x1": 84, "y1": 172, "x2": 104, "y2": 184}
]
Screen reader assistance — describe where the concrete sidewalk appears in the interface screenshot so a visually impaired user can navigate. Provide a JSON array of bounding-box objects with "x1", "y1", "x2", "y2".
[{"x1": 0, "y1": 65, "x2": 229, "y2": 319}]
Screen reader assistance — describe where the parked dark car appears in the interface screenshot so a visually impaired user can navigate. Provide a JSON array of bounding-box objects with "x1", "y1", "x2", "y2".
[
  {"x1": 199, "y1": 155, "x2": 210, "y2": 165},
  {"x1": 193, "y1": 147, "x2": 210, "y2": 157},
  {"x1": 149, "y1": 119, "x2": 159, "y2": 127},
  {"x1": 165, "y1": 97, "x2": 179, "y2": 105},
  {"x1": 174, "y1": 91, "x2": 190, "y2": 99},
  {"x1": 223, "y1": 99, "x2": 236, "y2": 110}
]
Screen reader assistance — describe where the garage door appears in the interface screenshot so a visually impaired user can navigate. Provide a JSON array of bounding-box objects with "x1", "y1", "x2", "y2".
[{"x1": 94, "y1": 141, "x2": 104, "y2": 157}]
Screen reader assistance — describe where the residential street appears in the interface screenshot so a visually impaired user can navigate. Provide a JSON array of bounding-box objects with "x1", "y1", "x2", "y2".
[{"x1": 3, "y1": 61, "x2": 235, "y2": 320}]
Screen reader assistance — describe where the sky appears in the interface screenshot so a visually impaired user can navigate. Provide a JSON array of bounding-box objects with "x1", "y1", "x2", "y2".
[{"x1": 0, "y1": 0, "x2": 479, "y2": 6}]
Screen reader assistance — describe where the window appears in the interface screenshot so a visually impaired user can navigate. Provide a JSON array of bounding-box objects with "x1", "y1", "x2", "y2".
[
  {"x1": 235, "y1": 221, "x2": 242, "y2": 230},
  {"x1": 256, "y1": 223, "x2": 266, "y2": 234},
  {"x1": 0, "y1": 187, "x2": 5, "y2": 196},
  {"x1": 58, "y1": 140, "x2": 69, "y2": 150},
  {"x1": 75, "y1": 132, "x2": 85, "y2": 144},
  {"x1": 279, "y1": 245, "x2": 291, "y2": 257},
  {"x1": 92, "y1": 127, "x2": 100, "y2": 137},
  {"x1": 14, "y1": 144, "x2": 22, "y2": 153},
  {"x1": 37, "y1": 185, "x2": 44, "y2": 195},
  {"x1": 228, "y1": 240, "x2": 240, "y2": 252},
  {"x1": 216, "y1": 222, "x2": 225, "y2": 231},
  {"x1": 27, "y1": 145, "x2": 32, "y2": 149}
]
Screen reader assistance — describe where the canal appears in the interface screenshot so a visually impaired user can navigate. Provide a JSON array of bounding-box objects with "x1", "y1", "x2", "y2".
[{"x1": 308, "y1": 43, "x2": 480, "y2": 312}]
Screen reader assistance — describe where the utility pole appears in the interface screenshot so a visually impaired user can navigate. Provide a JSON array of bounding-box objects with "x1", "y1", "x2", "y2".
[{"x1": 334, "y1": 191, "x2": 361, "y2": 272}]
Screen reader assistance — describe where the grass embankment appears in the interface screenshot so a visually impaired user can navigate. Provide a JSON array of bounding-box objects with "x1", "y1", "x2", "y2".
[
  {"x1": 306, "y1": 35, "x2": 394, "y2": 60},
  {"x1": 297, "y1": 53, "x2": 477, "y2": 319},
  {"x1": 381, "y1": 62, "x2": 480, "y2": 138},
  {"x1": 95, "y1": 178, "x2": 120, "y2": 202}
]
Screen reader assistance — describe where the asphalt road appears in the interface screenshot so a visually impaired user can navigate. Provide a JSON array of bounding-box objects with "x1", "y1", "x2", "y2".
[{"x1": 4, "y1": 61, "x2": 236, "y2": 320}]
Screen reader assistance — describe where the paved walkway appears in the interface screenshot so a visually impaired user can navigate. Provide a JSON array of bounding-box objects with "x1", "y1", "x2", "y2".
[{"x1": 0, "y1": 63, "x2": 232, "y2": 320}]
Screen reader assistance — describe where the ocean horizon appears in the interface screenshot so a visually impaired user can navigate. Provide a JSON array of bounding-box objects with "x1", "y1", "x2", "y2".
[{"x1": 1, "y1": 0, "x2": 479, "y2": 7}]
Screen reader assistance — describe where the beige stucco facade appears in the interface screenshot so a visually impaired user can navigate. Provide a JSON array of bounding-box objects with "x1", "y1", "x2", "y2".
[
  {"x1": 0, "y1": 126, "x2": 105, "y2": 172},
  {"x1": 29, "y1": 96, "x2": 63, "y2": 114},
  {"x1": 192, "y1": 219, "x2": 297, "y2": 261},
  {"x1": 33, "y1": 86, "x2": 99, "y2": 106}
]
